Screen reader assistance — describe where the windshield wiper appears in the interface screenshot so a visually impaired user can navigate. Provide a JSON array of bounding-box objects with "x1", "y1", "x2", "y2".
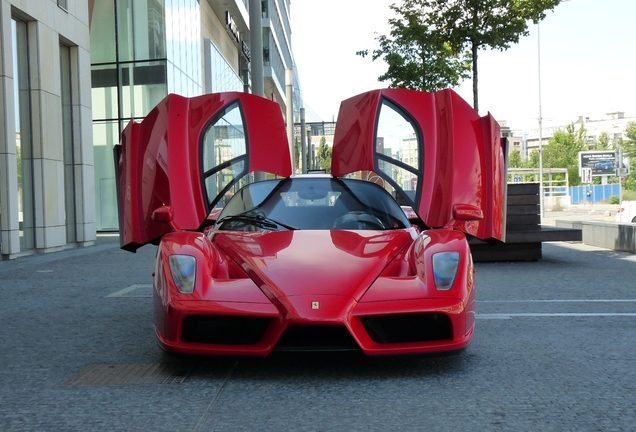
[{"x1": 217, "y1": 213, "x2": 298, "y2": 231}]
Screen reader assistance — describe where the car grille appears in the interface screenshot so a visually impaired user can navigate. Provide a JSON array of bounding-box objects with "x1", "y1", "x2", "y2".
[
  {"x1": 274, "y1": 325, "x2": 359, "y2": 351},
  {"x1": 360, "y1": 313, "x2": 452, "y2": 344},
  {"x1": 181, "y1": 315, "x2": 271, "y2": 345}
]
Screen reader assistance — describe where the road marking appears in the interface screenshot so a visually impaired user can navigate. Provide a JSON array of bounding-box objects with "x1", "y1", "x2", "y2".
[
  {"x1": 478, "y1": 313, "x2": 636, "y2": 320},
  {"x1": 107, "y1": 284, "x2": 153, "y2": 298}
]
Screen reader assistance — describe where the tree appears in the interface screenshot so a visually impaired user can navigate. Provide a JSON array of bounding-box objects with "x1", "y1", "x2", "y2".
[
  {"x1": 526, "y1": 149, "x2": 540, "y2": 168},
  {"x1": 623, "y1": 122, "x2": 636, "y2": 160},
  {"x1": 619, "y1": 122, "x2": 636, "y2": 191},
  {"x1": 593, "y1": 131, "x2": 611, "y2": 150},
  {"x1": 316, "y1": 137, "x2": 332, "y2": 172},
  {"x1": 508, "y1": 149, "x2": 523, "y2": 168},
  {"x1": 361, "y1": 0, "x2": 561, "y2": 111},
  {"x1": 544, "y1": 123, "x2": 586, "y2": 186},
  {"x1": 357, "y1": 0, "x2": 470, "y2": 91}
]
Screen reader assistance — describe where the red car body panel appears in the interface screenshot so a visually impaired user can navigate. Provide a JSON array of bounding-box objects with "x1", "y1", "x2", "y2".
[
  {"x1": 115, "y1": 90, "x2": 505, "y2": 357},
  {"x1": 116, "y1": 92, "x2": 292, "y2": 252},
  {"x1": 152, "y1": 228, "x2": 474, "y2": 356},
  {"x1": 331, "y1": 88, "x2": 507, "y2": 241}
]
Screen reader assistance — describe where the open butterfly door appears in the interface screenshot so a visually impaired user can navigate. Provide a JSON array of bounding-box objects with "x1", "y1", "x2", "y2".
[
  {"x1": 115, "y1": 92, "x2": 292, "y2": 252},
  {"x1": 331, "y1": 88, "x2": 507, "y2": 242}
]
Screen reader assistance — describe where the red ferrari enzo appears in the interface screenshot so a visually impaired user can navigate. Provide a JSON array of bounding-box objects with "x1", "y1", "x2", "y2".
[{"x1": 115, "y1": 88, "x2": 507, "y2": 356}]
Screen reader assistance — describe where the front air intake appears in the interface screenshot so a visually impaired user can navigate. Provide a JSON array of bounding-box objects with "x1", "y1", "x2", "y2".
[
  {"x1": 360, "y1": 313, "x2": 452, "y2": 344},
  {"x1": 275, "y1": 325, "x2": 359, "y2": 351},
  {"x1": 181, "y1": 315, "x2": 271, "y2": 345}
]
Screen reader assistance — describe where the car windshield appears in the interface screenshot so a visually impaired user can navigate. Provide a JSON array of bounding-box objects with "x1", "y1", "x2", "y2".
[{"x1": 215, "y1": 177, "x2": 410, "y2": 231}]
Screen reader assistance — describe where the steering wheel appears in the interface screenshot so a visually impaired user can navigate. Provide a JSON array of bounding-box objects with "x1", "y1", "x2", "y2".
[{"x1": 332, "y1": 211, "x2": 386, "y2": 230}]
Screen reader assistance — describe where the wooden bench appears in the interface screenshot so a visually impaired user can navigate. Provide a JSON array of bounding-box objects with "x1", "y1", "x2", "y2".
[{"x1": 469, "y1": 183, "x2": 582, "y2": 261}]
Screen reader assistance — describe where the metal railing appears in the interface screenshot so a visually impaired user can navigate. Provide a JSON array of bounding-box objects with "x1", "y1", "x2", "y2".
[{"x1": 508, "y1": 168, "x2": 569, "y2": 197}]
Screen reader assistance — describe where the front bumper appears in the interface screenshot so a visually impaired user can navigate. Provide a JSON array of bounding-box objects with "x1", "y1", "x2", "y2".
[{"x1": 155, "y1": 295, "x2": 474, "y2": 356}]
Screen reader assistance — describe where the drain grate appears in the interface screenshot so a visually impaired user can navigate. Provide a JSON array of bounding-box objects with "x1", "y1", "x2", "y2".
[{"x1": 65, "y1": 363, "x2": 193, "y2": 385}]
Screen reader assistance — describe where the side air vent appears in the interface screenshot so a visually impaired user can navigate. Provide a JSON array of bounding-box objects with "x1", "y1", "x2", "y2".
[{"x1": 360, "y1": 313, "x2": 452, "y2": 344}]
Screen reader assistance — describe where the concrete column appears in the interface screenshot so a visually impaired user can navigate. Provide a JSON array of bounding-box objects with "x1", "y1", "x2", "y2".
[
  {"x1": 300, "y1": 108, "x2": 306, "y2": 174},
  {"x1": 29, "y1": 20, "x2": 67, "y2": 250},
  {"x1": 250, "y1": 0, "x2": 265, "y2": 182},
  {"x1": 285, "y1": 68, "x2": 293, "y2": 173},
  {"x1": 249, "y1": 0, "x2": 264, "y2": 97},
  {"x1": 73, "y1": 45, "x2": 96, "y2": 246}
]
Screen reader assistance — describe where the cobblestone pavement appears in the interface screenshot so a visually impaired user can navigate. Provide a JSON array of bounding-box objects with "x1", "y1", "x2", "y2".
[{"x1": 1, "y1": 235, "x2": 635, "y2": 431}]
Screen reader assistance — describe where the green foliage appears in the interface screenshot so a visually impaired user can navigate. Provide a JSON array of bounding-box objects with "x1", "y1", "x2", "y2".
[
  {"x1": 359, "y1": 0, "x2": 561, "y2": 110},
  {"x1": 526, "y1": 149, "x2": 540, "y2": 168},
  {"x1": 592, "y1": 131, "x2": 611, "y2": 150},
  {"x1": 543, "y1": 123, "x2": 586, "y2": 186},
  {"x1": 419, "y1": 0, "x2": 561, "y2": 111},
  {"x1": 508, "y1": 149, "x2": 523, "y2": 168},
  {"x1": 357, "y1": 0, "x2": 471, "y2": 91},
  {"x1": 624, "y1": 172, "x2": 636, "y2": 191},
  {"x1": 316, "y1": 137, "x2": 332, "y2": 172},
  {"x1": 623, "y1": 188, "x2": 636, "y2": 200},
  {"x1": 17, "y1": 144, "x2": 22, "y2": 185},
  {"x1": 608, "y1": 195, "x2": 620, "y2": 204},
  {"x1": 294, "y1": 136, "x2": 301, "y2": 171},
  {"x1": 611, "y1": 122, "x2": 636, "y2": 191},
  {"x1": 623, "y1": 122, "x2": 636, "y2": 160}
]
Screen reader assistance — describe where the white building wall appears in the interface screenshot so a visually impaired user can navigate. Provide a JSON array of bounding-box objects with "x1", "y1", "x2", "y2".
[
  {"x1": 524, "y1": 113, "x2": 636, "y2": 155},
  {"x1": 0, "y1": 0, "x2": 93, "y2": 259}
]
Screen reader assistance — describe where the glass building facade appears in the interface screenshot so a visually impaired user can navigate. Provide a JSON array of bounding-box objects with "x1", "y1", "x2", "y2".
[
  {"x1": 90, "y1": 0, "x2": 202, "y2": 230},
  {"x1": 90, "y1": 0, "x2": 300, "y2": 231}
]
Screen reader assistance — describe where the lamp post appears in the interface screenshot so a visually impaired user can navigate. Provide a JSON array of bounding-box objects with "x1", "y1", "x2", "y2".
[
  {"x1": 537, "y1": 0, "x2": 571, "y2": 218},
  {"x1": 537, "y1": 22, "x2": 544, "y2": 219}
]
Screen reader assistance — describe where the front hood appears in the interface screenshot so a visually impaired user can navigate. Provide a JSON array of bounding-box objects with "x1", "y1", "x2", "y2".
[{"x1": 212, "y1": 230, "x2": 415, "y2": 301}]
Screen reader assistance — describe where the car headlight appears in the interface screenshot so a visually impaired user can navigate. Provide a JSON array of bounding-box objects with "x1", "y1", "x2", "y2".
[
  {"x1": 432, "y1": 252, "x2": 460, "y2": 290},
  {"x1": 168, "y1": 255, "x2": 196, "y2": 294}
]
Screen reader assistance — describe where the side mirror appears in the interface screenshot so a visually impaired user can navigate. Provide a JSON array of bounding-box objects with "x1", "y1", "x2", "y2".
[
  {"x1": 151, "y1": 205, "x2": 174, "y2": 223},
  {"x1": 452, "y1": 204, "x2": 483, "y2": 222}
]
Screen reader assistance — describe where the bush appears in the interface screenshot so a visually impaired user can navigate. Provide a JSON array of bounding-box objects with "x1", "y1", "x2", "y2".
[
  {"x1": 608, "y1": 195, "x2": 620, "y2": 204},
  {"x1": 623, "y1": 190, "x2": 636, "y2": 201}
]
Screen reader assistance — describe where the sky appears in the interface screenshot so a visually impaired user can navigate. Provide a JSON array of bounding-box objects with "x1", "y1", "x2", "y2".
[{"x1": 290, "y1": 0, "x2": 636, "y2": 133}]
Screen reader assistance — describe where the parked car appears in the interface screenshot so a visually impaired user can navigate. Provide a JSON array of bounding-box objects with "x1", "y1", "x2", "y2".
[
  {"x1": 616, "y1": 201, "x2": 636, "y2": 223},
  {"x1": 115, "y1": 89, "x2": 507, "y2": 357},
  {"x1": 594, "y1": 160, "x2": 614, "y2": 170}
]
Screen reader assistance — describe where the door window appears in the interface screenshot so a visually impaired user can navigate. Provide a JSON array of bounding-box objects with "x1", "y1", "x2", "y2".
[
  {"x1": 375, "y1": 100, "x2": 422, "y2": 206},
  {"x1": 202, "y1": 102, "x2": 249, "y2": 209}
]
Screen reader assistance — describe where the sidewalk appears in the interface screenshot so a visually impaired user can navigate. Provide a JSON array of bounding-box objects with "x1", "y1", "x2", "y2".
[{"x1": 542, "y1": 203, "x2": 618, "y2": 225}]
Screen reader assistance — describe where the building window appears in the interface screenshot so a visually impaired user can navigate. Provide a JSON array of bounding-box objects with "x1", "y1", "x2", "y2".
[
  {"x1": 262, "y1": 0, "x2": 269, "y2": 18},
  {"x1": 58, "y1": 0, "x2": 68, "y2": 11},
  {"x1": 118, "y1": 0, "x2": 166, "y2": 62},
  {"x1": 205, "y1": 41, "x2": 243, "y2": 93},
  {"x1": 12, "y1": 18, "x2": 35, "y2": 251}
]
